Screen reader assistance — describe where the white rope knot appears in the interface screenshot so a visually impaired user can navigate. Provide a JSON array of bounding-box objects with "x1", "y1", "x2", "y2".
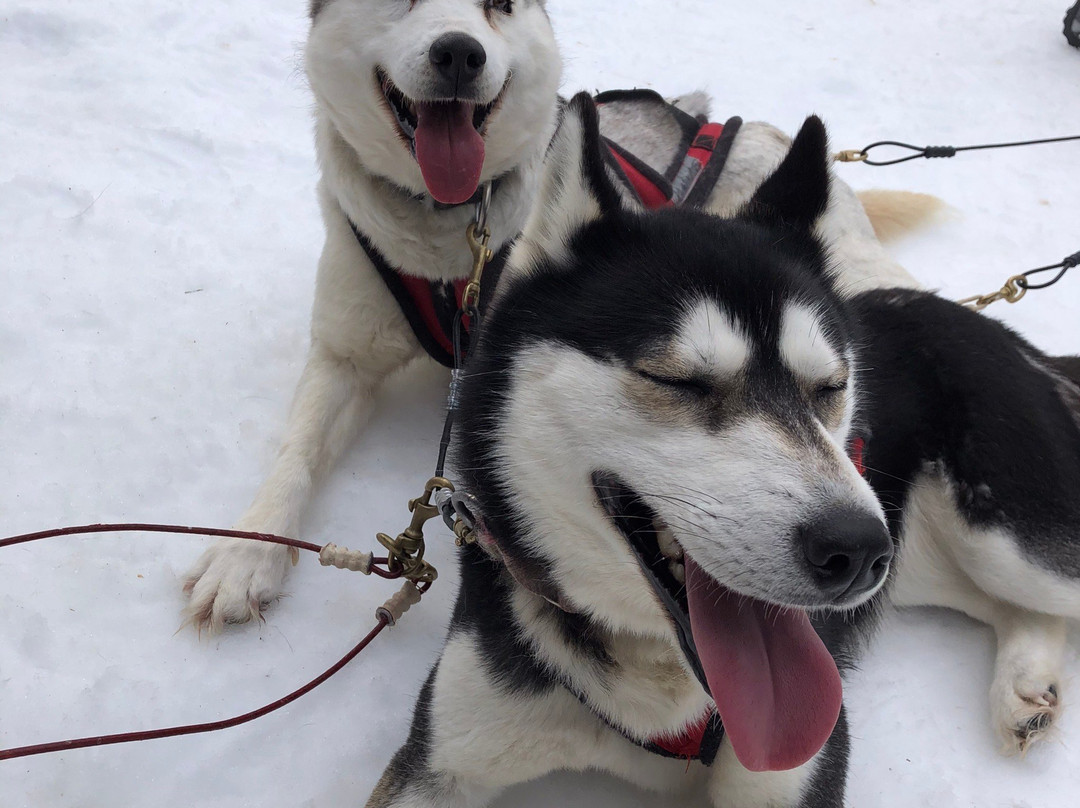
[
  {"x1": 377, "y1": 582, "x2": 423, "y2": 626},
  {"x1": 318, "y1": 543, "x2": 373, "y2": 574}
]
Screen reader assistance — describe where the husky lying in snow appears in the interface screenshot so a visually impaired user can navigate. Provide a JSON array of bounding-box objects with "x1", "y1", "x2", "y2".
[
  {"x1": 363, "y1": 95, "x2": 1080, "y2": 808},
  {"x1": 181, "y1": 0, "x2": 1073, "y2": 771}
]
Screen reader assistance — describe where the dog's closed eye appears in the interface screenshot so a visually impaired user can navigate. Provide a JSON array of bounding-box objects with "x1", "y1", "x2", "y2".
[
  {"x1": 812, "y1": 380, "x2": 848, "y2": 401},
  {"x1": 634, "y1": 368, "x2": 713, "y2": 397}
]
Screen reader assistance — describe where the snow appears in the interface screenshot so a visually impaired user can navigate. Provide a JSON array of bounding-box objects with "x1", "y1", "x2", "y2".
[{"x1": 1, "y1": 0, "x2": 1078, "y2": 805}]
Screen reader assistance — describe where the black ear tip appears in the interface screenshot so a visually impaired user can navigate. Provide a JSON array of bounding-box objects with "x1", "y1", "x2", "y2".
[
  {"x1": 558, "y1": 90, "x2": 621, "y2": 214},
  {"x1": 568, "y1": 91, "x2": 597, "y2": 113},
  {"x1": 740, "y1": 115, "x2": 832, "y2": 230},
  {"x1": 568, "y1": 91, "x2": 601, "y2": 132},
  {"x1": 793, "y1": 115, "x2": 829, "y2": 156}
]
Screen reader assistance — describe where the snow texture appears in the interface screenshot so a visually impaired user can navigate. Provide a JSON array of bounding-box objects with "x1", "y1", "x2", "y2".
[{"x1": 1, "y1": 1, "x2": 1079, "y2": 806}]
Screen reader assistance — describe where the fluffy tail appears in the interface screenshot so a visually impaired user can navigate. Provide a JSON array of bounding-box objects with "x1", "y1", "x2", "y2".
[{"x1": 856, "y1": 189, "x2": 946, "y2": 243}]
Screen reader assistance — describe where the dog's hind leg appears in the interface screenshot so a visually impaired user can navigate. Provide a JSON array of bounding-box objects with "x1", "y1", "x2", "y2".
[{"x1": 892, "y1": 474, "x2": 1074, "y2": 753}]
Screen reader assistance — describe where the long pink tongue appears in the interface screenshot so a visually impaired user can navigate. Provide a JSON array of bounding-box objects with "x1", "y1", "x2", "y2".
[
  {"x1": 685, "y1": 558, "x2": 842, "y2": 772},
  {"x1": 413, "y1": 101, "x2": 485, "y2": 205}
]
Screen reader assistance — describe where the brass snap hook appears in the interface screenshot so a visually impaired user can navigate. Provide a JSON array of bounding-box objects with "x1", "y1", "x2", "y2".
[
  {"x1": 376, "y1": 477, "x2": 454, "y2": 583},
  {"x1": 463, "y1": 222, "x2": 493, "y2": 314}
]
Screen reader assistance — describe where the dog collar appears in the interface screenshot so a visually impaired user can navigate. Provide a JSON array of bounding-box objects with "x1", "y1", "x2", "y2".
[{"x1": 436, "y1": 485, "x2": 730, "y2": 764}]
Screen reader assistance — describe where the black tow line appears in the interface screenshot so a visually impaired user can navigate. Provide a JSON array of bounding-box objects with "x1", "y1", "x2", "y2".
[{"x1": 835, "y1": 133, "x2": 1080, "y2": 166}]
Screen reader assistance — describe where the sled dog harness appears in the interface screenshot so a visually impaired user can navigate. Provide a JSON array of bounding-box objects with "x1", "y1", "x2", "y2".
[
  {"x1": 594, "y1": 89, "x2": 742, "y2": 211},
  {"x1": 351, "y1": 89, "x2": 742, "y2": 369}
]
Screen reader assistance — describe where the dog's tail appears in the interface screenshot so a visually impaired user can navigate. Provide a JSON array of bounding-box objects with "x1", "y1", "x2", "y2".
[{"x1": 857, "y1": 189, "x2": 947, "y2": 243}]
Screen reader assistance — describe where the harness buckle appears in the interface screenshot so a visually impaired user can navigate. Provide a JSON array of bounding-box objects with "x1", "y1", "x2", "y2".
[
  {"x1": 463, "y1": 222, "x2": 493, "y2": 314},
  {"x1": 376, "y1": 477, "x2": 454, "y2": 583}
]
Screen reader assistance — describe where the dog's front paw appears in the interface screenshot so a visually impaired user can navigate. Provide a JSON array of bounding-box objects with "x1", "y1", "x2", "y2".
[
  {"x1": 182, "y1": 538, "x2": 294, "y2": 634},
  {"x1": 991, "y1": 670, "x2": 1062, "y2": 754}
]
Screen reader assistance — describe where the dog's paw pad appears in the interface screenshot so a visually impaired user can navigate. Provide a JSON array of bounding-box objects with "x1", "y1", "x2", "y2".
[
  {"x1": 994, "y1": 679, "x2": 1062, "y2": 755},
  {"x1": 181, "y1": 539, "x2": 291, "y2": 635}
]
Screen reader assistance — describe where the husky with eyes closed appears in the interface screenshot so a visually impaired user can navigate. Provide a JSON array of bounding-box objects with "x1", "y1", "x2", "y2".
[{"x1": 364, "y1": 95, "x2": 1080, "y2": 807}]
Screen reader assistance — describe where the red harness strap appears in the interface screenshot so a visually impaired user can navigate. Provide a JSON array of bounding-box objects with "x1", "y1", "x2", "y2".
[
  {"x1": 374, "y1": 90, "x2": 742, "y2": 366},
  {"x1": 651, "y1": 712, "x2": 713, "y2": 759},
  {"x1": 352, "y1": 222, "x2": 509, "y2": 368},
  {"x1": 606, "y1": 144, "x2": 675, "y2": 209},
  {"x1": 391, "y1": 122, "x2": 733, "y2": 361},
  {"x1": 850, "y1": 436, "x2": 867, "y2": 476},
  {"x1": 398, "y1": 119, "x2": 733, "y2": 356},
  {"x1": 397, "y1": 274, "x2": 469, "y2": 360},
  {"x1": 605, "y1": 119, "x2": 735, "y2": 211},
  {"x1": 678, "y1": 122, "x2": 727, "y2": 201}
]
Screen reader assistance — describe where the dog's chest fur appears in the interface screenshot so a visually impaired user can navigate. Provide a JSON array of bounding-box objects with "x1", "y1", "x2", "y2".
[{"x1": 510, "y1": 584, "x2": 714, "y2": 738}]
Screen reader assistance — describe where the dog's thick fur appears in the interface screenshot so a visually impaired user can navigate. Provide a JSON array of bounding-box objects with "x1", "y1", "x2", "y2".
[{"x1": 363, "y1": 96, "x2": 1080, "y2": 808}]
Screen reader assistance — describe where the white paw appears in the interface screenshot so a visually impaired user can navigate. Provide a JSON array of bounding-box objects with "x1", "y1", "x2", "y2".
[
  {"x1": 182, "y1": 537, "x2": 295, "y2": 634},
  {"x1": 991, "y1": 669, "x2": 1062, "y2": 754}
]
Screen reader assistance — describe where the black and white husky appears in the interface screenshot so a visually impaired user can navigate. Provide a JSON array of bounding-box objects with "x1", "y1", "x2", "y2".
[{"x1": 364, "y1": 95, "x2": 1080, "y2": 807}]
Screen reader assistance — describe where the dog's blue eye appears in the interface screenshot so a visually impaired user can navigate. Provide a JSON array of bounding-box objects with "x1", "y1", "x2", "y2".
[
  {"x1": 486, "y1": 0, "x2": 513, "y2": 14},
  {"x1": 636, "y1": 370, "x2": 711, "y2": 396}
]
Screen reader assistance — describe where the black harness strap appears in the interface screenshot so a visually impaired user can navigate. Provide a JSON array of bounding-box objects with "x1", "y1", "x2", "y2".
[
  {"x1": 568, "y1": 685, "x2": 726, "y2": 765},
  {"x1": 350, "y1": 221, "x2": 509, "y2": 368},
  {"x1": 684, "y1": 116, "x2": 742, "y2": 208}
]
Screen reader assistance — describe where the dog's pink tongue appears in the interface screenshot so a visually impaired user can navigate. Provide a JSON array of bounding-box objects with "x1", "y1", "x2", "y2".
[
  {"x1": 685, "y1": 558, "x2": 842, "y2": 772},
  {"x1": 413, "y1": 101, "x2": 485, "y2": 205}
]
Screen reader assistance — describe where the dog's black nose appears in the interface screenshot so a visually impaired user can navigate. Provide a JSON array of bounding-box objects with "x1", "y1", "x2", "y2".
[
  {"x1": 800, "y1": 511, "x2": 892, "y2": 600},
  {"x1": 429, "y1": 32, "x2": 487, "y2": 90}
]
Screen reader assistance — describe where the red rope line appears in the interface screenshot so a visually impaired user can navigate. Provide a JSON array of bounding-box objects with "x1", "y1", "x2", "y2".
[
  {"x1": 0, "y1": 522, "x2": 401, "y2": 579},
  {"x1": 0, "y1": 619, "x2": 389, "y2": 761},
  {"x1": 0, "y1": 522, "x2": 419, "y2": 760}
]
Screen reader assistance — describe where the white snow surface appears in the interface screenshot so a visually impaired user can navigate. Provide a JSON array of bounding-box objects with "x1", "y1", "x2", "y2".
[{"x1": 2, "y1": 1, "x2": 1079, "y2": 806}]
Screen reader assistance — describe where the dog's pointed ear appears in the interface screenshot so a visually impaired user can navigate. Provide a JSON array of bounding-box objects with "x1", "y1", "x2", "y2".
[
  {"x1": 742, "y1": 116, "x2": 831, "y2": 231},
  {"x1": 515, "y1": 92, "x2": 624, "y2": 264}
]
